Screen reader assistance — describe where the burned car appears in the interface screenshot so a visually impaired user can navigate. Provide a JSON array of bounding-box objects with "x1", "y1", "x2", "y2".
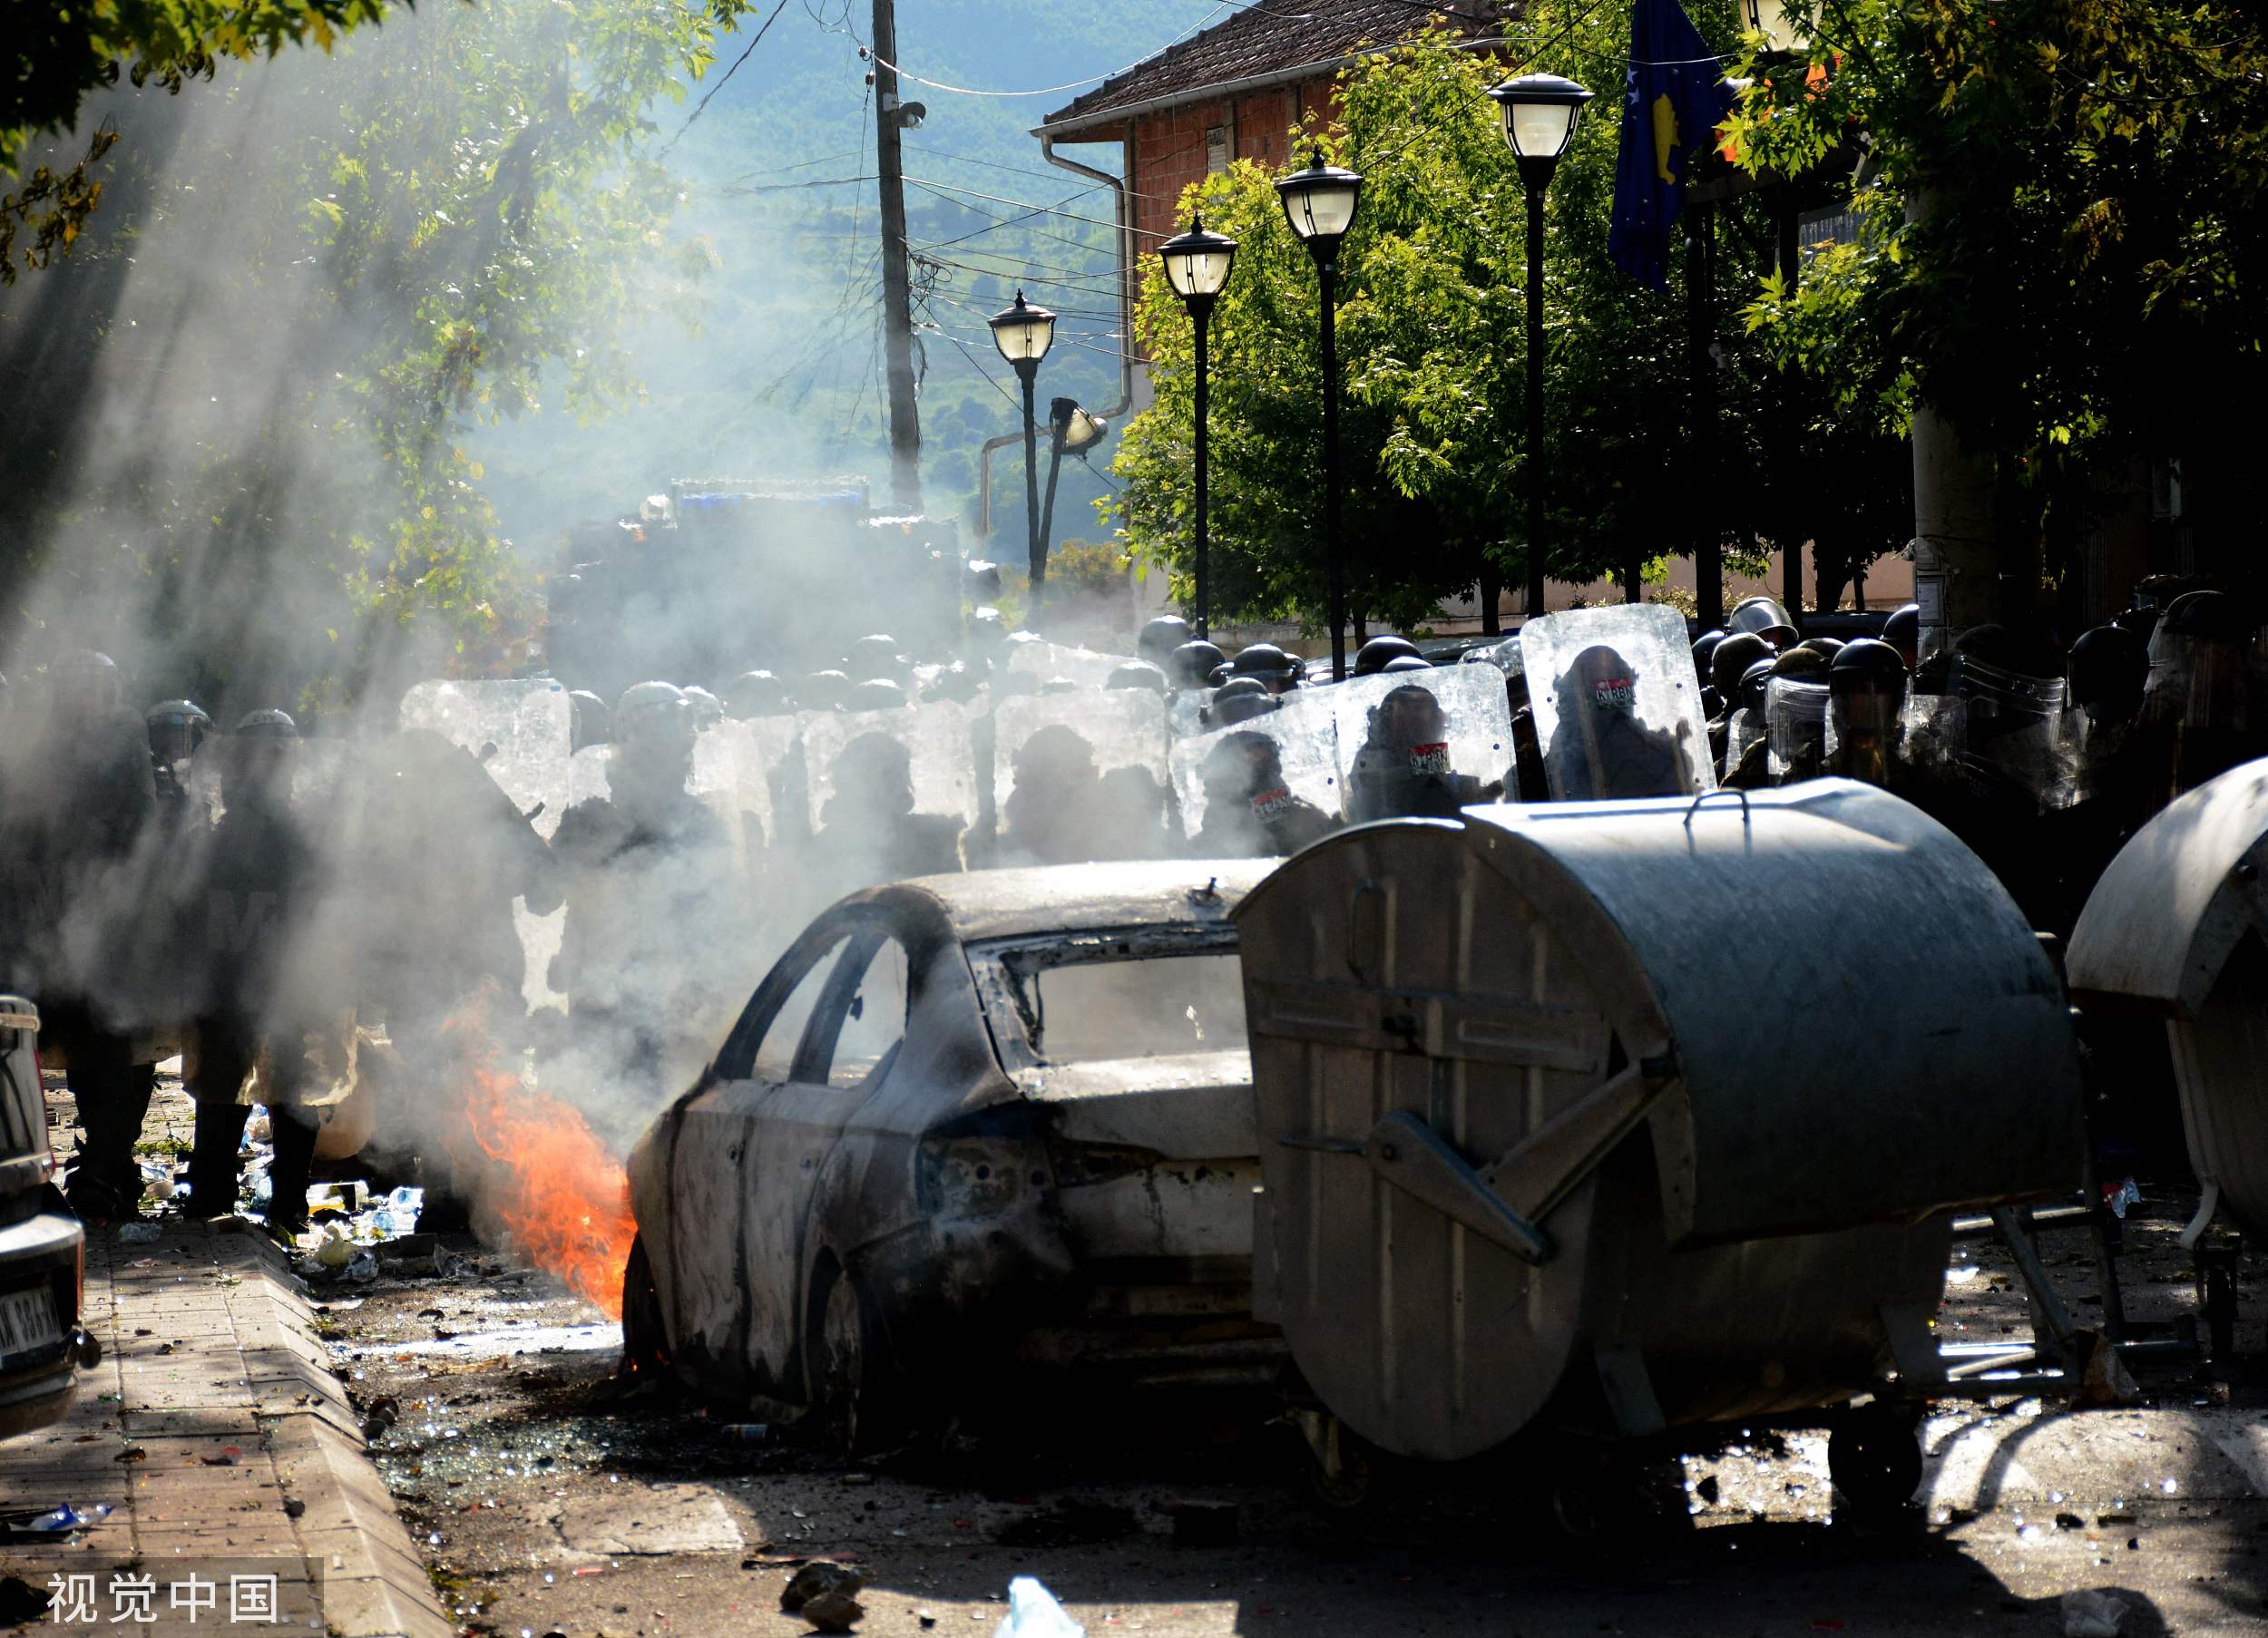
[
  {"x1": 1, "y1": 999, "x2": 87, "y2": 1441},
  {"x1": 622, "y1": 860, "x2": 1277, "y2": 1444}
]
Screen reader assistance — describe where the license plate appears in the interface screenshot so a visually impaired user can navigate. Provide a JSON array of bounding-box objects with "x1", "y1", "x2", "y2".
[{"x1": 0, "y1": 1284, "x2": 62, "y2": 1360}]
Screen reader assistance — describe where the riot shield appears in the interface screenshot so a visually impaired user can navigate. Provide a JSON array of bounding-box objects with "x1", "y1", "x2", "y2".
[
  {"x1": 398, "y1": 678, "x2": 573, "y2": 841},
  {"x1": 1329, "y1": 667, "x2": 1516, "y2": 824},
  {"x1": 1518, "y1": 606, "x2": 1713, "y2": 801},
  {"x1": 1953, "y1": 657, "x2": 2080, "y2": 811},
  {"x1": 1003, "y1": 639, "x2": 1138, "y2": 691},
  {"x1": 992, "y1": 690, "x2": 1172, "y2": 865},
  {"x1": 1169, "y1": 689, "x2": 1343, "y2": 847},
  {"x1": 1765, "y1": 678, "x2": 1830, "y2": 783},
  {"x1": 798, "y1": 701, "x2": 979, "y2": 838}
]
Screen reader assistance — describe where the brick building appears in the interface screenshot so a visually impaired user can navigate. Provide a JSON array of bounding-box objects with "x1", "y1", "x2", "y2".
[{"x1": 1039, "y1": 0, "x2": 1498, "y2": 266}]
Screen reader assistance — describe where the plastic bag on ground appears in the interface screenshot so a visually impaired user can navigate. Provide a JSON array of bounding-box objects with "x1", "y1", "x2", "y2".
[{"x1": 994, "y1": 1578, "x2": 1084, "y2": 1638}]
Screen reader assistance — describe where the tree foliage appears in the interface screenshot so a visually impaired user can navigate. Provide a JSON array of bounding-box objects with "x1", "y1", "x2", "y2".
[
  {"x1": 1728, "y1": 0, "x2": 2268, "y2": 576},
  {"x1": 1110, "y1": 7, "x2": 1902, "y2": 637},
  {"x1": 0, "y1": 0, "x2": 755, "y2": 704}
]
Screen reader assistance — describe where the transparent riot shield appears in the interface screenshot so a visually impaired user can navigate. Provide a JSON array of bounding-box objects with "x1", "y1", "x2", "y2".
[
  {"x1": 1765, "y1": 678, "x2": 1830, "y2": 783},
  {"x1": 1518, "y1": 606, "x2": 1713, "y2": 801},
  {"x1": 1329, "y1": 667, "x2": 1515, "y2": 824},
  {"x1": 1953, "y1": 657, "x2": 2080, "y2": 811},
  {"x1": 1825, "y1": 688, "x2": 1905, "y2": 785},
  {"x1": 398, "y1": 678, "x2": 573, "y2": 841},
  {"x1": 992, "y1": 690, "x2": 1172, "y2": 865},
  {"x1": 799, "y1": 701, "x2": 979, "y2": 838},
  {"x1": 1894, "y1": 695, "x2": 1969, "y2": 791},
  {"x1": 1169, "y1": 689, "x2": 1343, "y2": 848},
  {"x1": 1003, "y1": 639, "x2": 1138, "y2": 691}
]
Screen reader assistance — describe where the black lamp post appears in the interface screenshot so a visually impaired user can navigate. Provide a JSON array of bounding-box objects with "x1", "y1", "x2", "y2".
[
  {"x1": 1489, "y1": 72, "x2": 1593, "y2": 624},
  {"x1": 1036, "y1": 397, "x2": 1109, "y2": 568},
  {"x1": 1739, "y1": 0, "x2": 1816, "y2": 635},
  {"x1": 1275, "y1": 151, "x2": 1364, "y2": 680},
  {"x1": 1157, "y1": 214, "x2": 1238, "y2": 639},
  {"x1": 989, "y1": 289, "x2": 1059, "y2": 619}
]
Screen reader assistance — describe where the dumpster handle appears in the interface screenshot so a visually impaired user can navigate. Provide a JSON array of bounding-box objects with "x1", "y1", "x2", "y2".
[
  {"x1": 1682, "y1": 788, "x2": 1751, "y2": 829},
  {"x1": 1346, "y1": 877, "x2": 1384, "y2": 983}
]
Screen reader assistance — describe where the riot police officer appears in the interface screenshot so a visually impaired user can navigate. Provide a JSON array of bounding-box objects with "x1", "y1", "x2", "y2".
[
  {"x1": 567, "y1": 689, "x2": 611, "y2": 751},
  {"x1": 1727, "y1": 596, "x2": 1797, "y2": 651},
  {"x1": 145, "y1": 699, "x2": 211, "y2": 807},
  {"x1": 19, "y1": 651, "x2": 158, "y2": 1221},
  {"x1": 998, "y1": 725, "x2": 1104, "y2": 866},
  {"x1": 529, "y1": 683, "x2": 734, "y2": 1086},
  {"x1": 1190, "y1": 732, "x2": 1334, "y2": 857},
  {"x1": 1106, "y1": 660, "x2": 1169, "y2": 695},
  {"x1": 1170, "y1": 640, "x2": 1227, "y2": 692},
  {"x1": 1137, "y1": 616, "x2": 1190, "y2": 670},
  {"x1": 185, "y1": 711, "x2": 323, "y2": 1234},
  {"x1": 1543, "y1": 646, "x2": 1692, "y2": 800},
  {"x1": 1228, "y1": 643, "x2": 1302, "y2": 697},
  {"x1": 1345, "y1": 683, "x2": 1503, "y2": 820},
  {"x1": 1204, "y1": 677, "x2": 1278, "y2": 728},
  {"x1": 1354, "y1": 635, "x2": 1422, "y2": 678},
  {"x1": 728, "y1": 671, "x2": 793, "y2": 719},
  {"x1": 1826, "y1": 639, "x2": 1908, "y2": 785},
  {"x1": 807, "y1": 731, "x2": 964, "y2": 898}
]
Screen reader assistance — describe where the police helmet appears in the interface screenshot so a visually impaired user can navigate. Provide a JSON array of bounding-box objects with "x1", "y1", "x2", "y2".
[
  {"x1": 1691, "y1": 629, "x2": 1725, "y2": 687},
  {"x1": 1107, "y1": 660, "x2": 1169, "y2": 694},
  {"x1": 1382, "y1": 654, "x2": 1432, "y2": 673},
  {"x1": 681, "y1": 686, "x2": 725, "y2": 729},
  {"x1": 1828, "y1": 638, "x2": 1909, "y2": 696},
  {"x1": 1229, "y1": 643, "x2": 1301, "y2": 686},
  {"x1": 1798, "y1": 637, "x2": 1845, "y2": 663},
  {"x1": 1727, "y1": 597, "x2": 1797, "y2": 648},
  {"x1": 846, "y1": 634, "x2": 904, "y2": 682},
  {"x1": 1354, "y1": 635, "x2": 1422, "y2": 678},
  {"x1": 1171, "y1": 640, "x2": 1227, "y2": 690},
  {"x1": 2158, "y1": 590, "x2": 2252, "y2": 644},
  {"x1": 55, "y1": 650, "x2": 123, "y2": 716},
  {"x1": 1710, "y1": 632, "x2": 1771, "y2": 700},
  {"x1": 146, "y1": 699, "x2": 211, "y2": 753},
  {"x1": 234, "y1": 708, "x2": 299, "y2": 739},
  {"x1": 728, "y1": 670, "x2": 792, "y2": 719},
  {"x1": 567, "y1": 689, "x2": 610, "y2": 749},
  {"x1": 1213, "y1": 688, "x2": 1279, "y2": 726},
  {"x1": 2068, "y1": 626, "x2": 2148, "y2": 720},
  {"x1": 850, "y1": 678, "x2": 908, "y2": 711},
  {"x1": 1882, "y1": 604, "x2": 1921, "y2": 668},
  {"x1": 1769, "y1": 646, "x2": 1830, "y2": 683},
  {"x1": 612, "y1": 681, "x2": 689, "y2": 746},
  {"x1": 1138, "y1": 616, "x2": 1191, "y2": 666},
  {"x1": 798, "y1": 670, "x2": 854, "y2": 712},
  {"x1": 1735, "y1": 658, "x2": 1776, "y2": 715}
]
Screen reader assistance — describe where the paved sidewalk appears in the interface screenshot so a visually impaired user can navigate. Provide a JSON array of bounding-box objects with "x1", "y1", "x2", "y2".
[{"x1": 0, "y1": 1221, "x2": 452, "y2": 1638}]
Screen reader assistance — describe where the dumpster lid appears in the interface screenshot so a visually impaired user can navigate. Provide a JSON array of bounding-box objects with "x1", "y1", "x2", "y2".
[{"x1": 2067, "y1": 758, "x2": 2268, "y2": 1017}]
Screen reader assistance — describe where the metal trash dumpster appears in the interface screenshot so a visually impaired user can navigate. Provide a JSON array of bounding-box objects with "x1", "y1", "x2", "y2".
[
  {"x1": 2067, "y1": 756, "x2": 2268, "y2": 1244},
  {"x1": 1234, "y1": 780, "x2": 2081, "y2": 1471}
]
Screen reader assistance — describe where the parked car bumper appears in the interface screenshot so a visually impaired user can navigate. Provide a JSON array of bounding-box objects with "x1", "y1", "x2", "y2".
[{"x1": 0, "y1": 1204, "x2": 84, "y2": 1441}]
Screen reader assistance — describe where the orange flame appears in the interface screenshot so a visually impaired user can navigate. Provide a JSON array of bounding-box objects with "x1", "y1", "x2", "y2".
[{"x1": 439, "y1": 999, "x2": 635, "y2": 1319}]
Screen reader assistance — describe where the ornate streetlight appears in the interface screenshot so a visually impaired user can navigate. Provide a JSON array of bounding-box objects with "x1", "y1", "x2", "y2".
[
  {"x1": 1036, "y1": 397, "x2": 1109, "y2": 569},
  {"x1": 1490, "y1": 73, "x2": 1593, "y2": 623},
  {"x1": 990, "y1": 290, "x2": 1059, "y2": 616},
  {"x1": 1275, "y1": 151, "x2": 1364, "y2": 679},
  {"x1": 1157, "y1": 214, "x2": 1238, "y2": 639}
]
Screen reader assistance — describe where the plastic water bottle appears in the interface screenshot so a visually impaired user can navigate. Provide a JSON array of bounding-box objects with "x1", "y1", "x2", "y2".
[
  {"x1": 993, "y1": 1578, "x2": 1083, "y2": 1638},
  {"x1": 387, "y1": 1186, "x2": 424, "y2": 1233}
]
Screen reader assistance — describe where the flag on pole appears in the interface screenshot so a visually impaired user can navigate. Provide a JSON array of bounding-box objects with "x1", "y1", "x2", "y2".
[{"x1": 1607, "y1": 0, "x2": 1736, "y2": 290}]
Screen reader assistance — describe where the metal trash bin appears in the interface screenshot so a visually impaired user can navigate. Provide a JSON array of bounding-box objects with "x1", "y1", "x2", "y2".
[
  {"x1": 1234, "y1": 780, "x2": 2081, "y2": 1467},
  {"x1": 2067, "y1": 756, "x2": 2268, "y2": 1245}
]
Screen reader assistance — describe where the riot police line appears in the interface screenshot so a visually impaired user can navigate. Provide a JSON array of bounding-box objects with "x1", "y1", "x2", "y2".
[{"x1": 4, "y1": 581, "x2": 2239, "y2": 1240}]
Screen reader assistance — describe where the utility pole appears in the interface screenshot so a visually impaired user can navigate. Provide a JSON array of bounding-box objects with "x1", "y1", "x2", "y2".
[{"x1": 872, "y1": 0, "x2": 923, "y2": 514}]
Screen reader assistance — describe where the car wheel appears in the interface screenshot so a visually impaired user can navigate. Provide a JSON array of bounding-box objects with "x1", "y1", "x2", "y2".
[
  {"x1": 812, "y1": 1271, "x2": 900, "y2": 1457},
  {"x1": 619, "y1": 1233, "x2": 670, "y2": 1379}
]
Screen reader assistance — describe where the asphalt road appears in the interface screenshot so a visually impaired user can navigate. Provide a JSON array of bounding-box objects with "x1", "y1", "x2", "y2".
[{"x1": 314, "y1": 1185, "x2": 2268, "y2": 1638}]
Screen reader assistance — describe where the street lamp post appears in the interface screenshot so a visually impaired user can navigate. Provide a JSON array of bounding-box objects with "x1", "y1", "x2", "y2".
[
  {"x1": 1037, "y1": 397, "x2": 1109, "y2": 567},
  {"x1": 1158, "y1": 215, "x2": 1238, "y2": 639},
  {"x1": 990, "y1": 289, "x2": 1058, "y2": 619},
  {"x1": 1740, "y1": 0, "x2": 1816, "y2": 634},
  {"x1": 1275, "y1": 151, "x2": 1364, "y2": 680},
  {"x1": 1490, "y1": 72, "x2": 1593, "y2": 625}
]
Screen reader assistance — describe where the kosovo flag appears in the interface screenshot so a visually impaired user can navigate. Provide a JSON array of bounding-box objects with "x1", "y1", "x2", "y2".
[{"x1": 1607, "y1": 0, "x2": 1736, "y2": 290}]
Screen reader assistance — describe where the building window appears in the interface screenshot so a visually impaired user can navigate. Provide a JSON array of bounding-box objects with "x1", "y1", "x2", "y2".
[{"x1": 1206, "y1": 125, "x2": 1229, "y2": 174}]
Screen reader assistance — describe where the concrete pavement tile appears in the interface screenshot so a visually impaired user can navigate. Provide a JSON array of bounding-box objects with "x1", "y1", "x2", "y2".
[{"x1": 312, "y1": 1572, "x2": 458, "y2": 1638}]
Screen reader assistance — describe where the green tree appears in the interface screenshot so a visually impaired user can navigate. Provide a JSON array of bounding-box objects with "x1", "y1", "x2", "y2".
[
  {"x1": 1728, "y1": 0, "x2": 2268, "y2": 598},
  {"x1": 1111, "y1": 9, "x2": 1817, "y2": 639},
  {"x1": 0, "y1": 0, "x2": 754, "y2": 703}
]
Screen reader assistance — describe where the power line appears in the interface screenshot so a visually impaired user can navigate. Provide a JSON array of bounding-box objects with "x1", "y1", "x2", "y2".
[{"x1": 661, "y1": 0, "x2": 793, "y2": 155}]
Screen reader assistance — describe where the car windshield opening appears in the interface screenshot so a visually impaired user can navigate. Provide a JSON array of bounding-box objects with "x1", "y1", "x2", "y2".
[{"x1": 991, "y1": 931, "x2": 1245, "y2": 1063}]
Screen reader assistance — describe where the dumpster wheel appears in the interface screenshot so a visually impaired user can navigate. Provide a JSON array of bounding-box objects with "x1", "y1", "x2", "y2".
[{"x1": 1827, "y1": 1408, "x2": 1924, "y2": 1524}]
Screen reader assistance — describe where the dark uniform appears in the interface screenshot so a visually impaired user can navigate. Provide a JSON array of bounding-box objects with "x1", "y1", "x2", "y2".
[
  {"x1": 1344, "y1": 685, "x2": 1502, "y2": 822},
  {"x1": 1191, "y1": 732, "x2": 1335, "y2": 858},
  {"x1": 806, "y1": 730, "x2": 964, "y2": 901}
]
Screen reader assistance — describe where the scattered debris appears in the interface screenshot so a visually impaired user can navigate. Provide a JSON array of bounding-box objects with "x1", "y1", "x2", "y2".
[
  {"x1": 2075, "y1": 1336, "x2": 2143, "y2": 1408},
  {"x1": 992, "y1": 1499, "x2": 1135, "y2": 1548},
  {"x1": 2061, "y1": 1589, "x2": 2129, "y2": 1638},
  {"x1": 995, "y1": 1577, "x2": 1083, "y2": 1638},
  {"x1": 781, "y1": 1561, "x2": 867, "y2": 1614},
  {"x1": 802, "y1": 1590, "x2": 865, "y2": 1633},
  {"x1": 115, "y1": 1222, "x2": 161, "y2": 1244}
]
